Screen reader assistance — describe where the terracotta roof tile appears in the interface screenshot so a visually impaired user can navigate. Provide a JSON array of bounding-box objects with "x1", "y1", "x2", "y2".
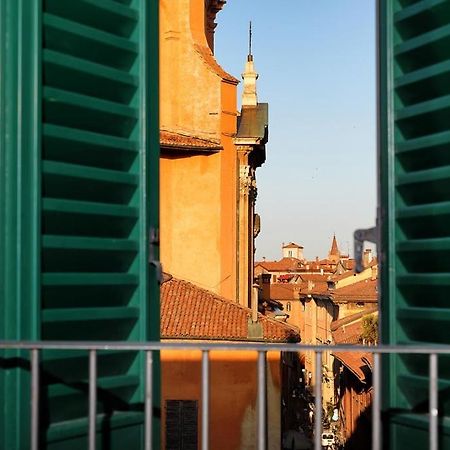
[
  {"x1": 160, "y1": 130, "x2": 222, "y2": 151},
  {"x1": 161, "y1": 277, "x2": 300, "y2": 342},
  {"x1": 332, "y1": 321, "x2": 363, "y2": 344},
  {"x1": 333, "y1": 270, "x2": 361, "y2": 282},
  {"x1": 269, "y1": 284, "x2": 299, "y2": 300},
  {"x1": 331, "y1": 308, "x2": 378, "y2": 333},
  {"x1": 332, "y1": 351, "x2": 373, "y2": 383},
  {"x1": 343, "y1": 259, "x2": 356, "y2": 270},
  {"x1": 298, "y1": 274, "x2": 330, "y2": 283},
  {"x1": 318, "y1": 258, "x2": 336, "y2": 265},
  {"x1": 255, "y1": 257, "x2": 303, "y2": 272},
  {"x1": 299, "y1": 281, "x2": 329, "y2": 295},
  {"x1": 332, "y1": 279, "x2": 378, "y2": 303},
  {"x1": 282, "y1": 242, "x2": 303, "y2": 249}
]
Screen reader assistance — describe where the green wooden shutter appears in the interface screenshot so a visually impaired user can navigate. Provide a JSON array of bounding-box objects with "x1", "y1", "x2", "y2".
[
  {"x1": 0, "y1": 1, "x2": 160, "y2": 449},
  {"x1": 380, "y1": 0, "x2": 450, "y2": 447}
]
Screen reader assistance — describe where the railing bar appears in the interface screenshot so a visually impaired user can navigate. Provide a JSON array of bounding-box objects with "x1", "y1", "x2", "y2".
[
  {"x1": 257, "y1": 351, "x2": 267, "y2": 450},
  {"x1": 145, "y1": 350, "x2": 153, "y2": 450},
  {"x1": 429, "y1": 353, "x2": 438, "y2": 450},
  {"x1": 2, "y1": 341, "x2": 450, "y2": 354},
  {"x1": 314, "y1": 351, "x2": 322, "y2": 450},
  {"x1": 30, "y1": 349, "x2": 39, "y2": 450},
  {"x1": 201, "y1": 350, "x2": 210, "y2": 450},
  {"x1": 372, "y1": 353, "x2": 381, "y2": 450},
  {"x1": 89, "y1": 349, "x2": 97, "y2": 450}
]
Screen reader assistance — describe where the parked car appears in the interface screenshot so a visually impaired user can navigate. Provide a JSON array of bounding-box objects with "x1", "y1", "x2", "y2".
[{"x1": 321, "y1": 431, "x2": 335, "y2": 448}]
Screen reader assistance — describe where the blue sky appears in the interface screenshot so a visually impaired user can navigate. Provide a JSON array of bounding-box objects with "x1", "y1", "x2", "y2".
[{"x1": 215, "y1": 1, "x2": 377, "y2": 261}]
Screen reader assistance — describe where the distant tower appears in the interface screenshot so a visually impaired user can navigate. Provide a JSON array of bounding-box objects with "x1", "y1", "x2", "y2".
[
  {"x1": 328, "y1": 234, "x2": 340, "y2": 263},
  {"x1": 235, "y1": 20, "x2": 268, "y2": 309},
  {"x1": 282, "y1": 242, "x2": 304, "y2": 261},
  {"x1": 241, "y1": 21, "x2": 258, "y2": 106}
]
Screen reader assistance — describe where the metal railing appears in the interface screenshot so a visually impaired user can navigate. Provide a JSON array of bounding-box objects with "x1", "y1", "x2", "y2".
[{"x1": 1, "y1": 341, "x2": 449, "y2": 450}]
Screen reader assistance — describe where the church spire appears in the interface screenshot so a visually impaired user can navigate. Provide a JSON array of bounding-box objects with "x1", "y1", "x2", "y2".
[
  {"x1": 328, "y1": 234, "x2": 340, "y2": 263},
  {"x1": 330, "y1": 234, "x2": 339, "y2": 255},
  {"x1": 242, "y1": 21, "x2": 258, "y2": 106}
]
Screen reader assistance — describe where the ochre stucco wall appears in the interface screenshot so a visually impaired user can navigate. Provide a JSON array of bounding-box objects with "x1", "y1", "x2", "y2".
[
  {"x1": 159, "y1": 0, "x2": 238, "y2": 299},
  {"x1": 161, "y1": 349, "x2": 282, "y2": 450},
  {"x1": 160, "y1": 154, "x2": 222, "y2": 292}
]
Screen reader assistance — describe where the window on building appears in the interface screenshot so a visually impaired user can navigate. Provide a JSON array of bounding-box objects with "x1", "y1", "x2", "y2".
[
  {"x1": 166, "y1": 400, "x2": 198, "y2": 450},
  {"x1": 286, "y1": 302, "x2": 291, "y2": 312}
]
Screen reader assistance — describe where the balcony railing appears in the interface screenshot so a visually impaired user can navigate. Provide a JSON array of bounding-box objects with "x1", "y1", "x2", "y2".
[{"x1": 1, "y1": 341, "x2": 448, "y2": 450}]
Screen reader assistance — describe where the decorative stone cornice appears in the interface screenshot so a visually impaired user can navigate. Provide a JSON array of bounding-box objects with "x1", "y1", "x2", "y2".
[{"x1": 205, "y1": 0, "x2": 227, "y2": 51}]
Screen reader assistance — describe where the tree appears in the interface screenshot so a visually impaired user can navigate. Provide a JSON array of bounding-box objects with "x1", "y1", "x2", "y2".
[{"x1": 359, "y1": 315, "x2": 378, "y2": 345}]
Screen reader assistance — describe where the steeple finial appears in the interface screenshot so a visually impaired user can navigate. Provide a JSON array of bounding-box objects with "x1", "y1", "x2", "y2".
[
  {"x1": 242, "y1": 21, "x2": 258, "y2": 106},
  {"x1": 248, "y1": 21, "x2": 253, "y2": 61}
]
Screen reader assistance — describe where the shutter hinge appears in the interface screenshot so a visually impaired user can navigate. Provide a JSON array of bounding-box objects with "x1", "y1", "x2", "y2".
[
  {"x1": 353, "y1": 226, "x2": 377, "y2": 273},
  {"x1": 149, "y1": 227, "x2": 163, "y2": 284}
]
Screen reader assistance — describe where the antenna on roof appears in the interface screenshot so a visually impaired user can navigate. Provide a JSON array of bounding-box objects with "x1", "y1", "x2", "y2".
[{"x1": 248, "y1": 21, "x2": 253, "y2": 61}]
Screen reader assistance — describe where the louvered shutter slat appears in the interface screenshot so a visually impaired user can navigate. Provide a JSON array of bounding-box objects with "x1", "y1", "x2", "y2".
[
  {"x1": 1, "y1": 0, "x2": 159, "y2": 447},
  {"x1": 381, "y1": 0, "x2": 450, "y2": 446},
  {"x1": 41, "y1": 0, "x2": 158, "y2": 446}
]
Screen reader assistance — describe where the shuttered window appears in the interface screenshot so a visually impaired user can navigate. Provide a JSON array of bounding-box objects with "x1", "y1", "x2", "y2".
[
  {"x1": 380, "y1": 0, "x2": 450, "y2": 447},
  {"x1": 0, "y1": 1, "x2": 159, "y2": 448},
  {"x1": 166, "y1": 400, "x2": 199, "y2": 450}
]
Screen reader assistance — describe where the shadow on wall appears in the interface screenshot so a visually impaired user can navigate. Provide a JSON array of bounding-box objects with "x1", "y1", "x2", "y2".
[
  {"x1": 343, "y1": 404, "x2": 371, "y2": 450},
  {"x1": 162, "y1": 350, "x2": 302, "y2": 450}
]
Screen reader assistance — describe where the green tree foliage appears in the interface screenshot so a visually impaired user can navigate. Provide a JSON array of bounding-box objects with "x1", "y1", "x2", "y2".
[{"x1": 359, "y1": 315, "x2": 378, "y2": 345}]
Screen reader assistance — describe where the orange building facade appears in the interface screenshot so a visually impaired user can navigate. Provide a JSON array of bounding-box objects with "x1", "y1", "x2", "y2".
[
  {"x1": 160, "y1": 277, "x2": 300, "y2": 450},
  {"x1": 159, "y1": 0, "x2": 239, "y2": 300}
]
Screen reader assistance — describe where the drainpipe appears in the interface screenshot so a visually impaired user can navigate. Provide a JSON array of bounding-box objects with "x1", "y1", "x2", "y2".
[{"x1": 252, "y1": 284, "x2": 259, "y2": 323}]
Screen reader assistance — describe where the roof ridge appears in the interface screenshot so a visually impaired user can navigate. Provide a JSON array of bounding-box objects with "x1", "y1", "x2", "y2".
[{"x1": 164, "y1": 276, "x2": 300, "y2": 335}]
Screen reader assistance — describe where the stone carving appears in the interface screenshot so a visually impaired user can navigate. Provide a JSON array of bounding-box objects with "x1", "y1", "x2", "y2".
[{"x1": 240, "y1": 165, "x2": 257, "y2": 200}]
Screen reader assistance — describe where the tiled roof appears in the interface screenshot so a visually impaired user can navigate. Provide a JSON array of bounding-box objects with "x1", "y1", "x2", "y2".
[
  {"x1": 282, "y1": 242, "x2": 303, "y2": 249},
  {"x1": 318, "y1": 258, "x2": 336, "y2": 265},
  {"x1": 236, "y1": 104, "x2": 268, "y2": 141},
  {"x1": 160, "y1": 130, "x2": 222, "y2": 151},
  {"x1": 332, "y1": 351, "x2": 373, "y2": 383},
  {"x1": 298, "y1": 281, "x2": 329, "y2": 296},
  {"x1": 161, "y1": 276, "x2": 300, "y2": 342},
  {"x1": 333, "y1": 271, "x2": 359, "y2": 282},
  {"x1": 343, "y1": 259, "x2": 355, "y2": 270},
  {"x1": 331, "y1": 307, "x2": 378, "y2": 333},
  {"x1": 298, "y1": 274, "x2": 330, "y2": 283},
  {"x1": 332, "y1": 279, "x2": 378, "y2": 303},
  {"x1": 278, "y1": 274, "x2": 294, "y2": 281},
  {"x1": 255, "y1": 257, "x2": 303, "y2": 272},
  {"x1": 332, "y1": 321, "x2": 364, "y2": 344},
  {"x1": 269, "y1": 284, "x2": 299, "y2": 300},
  {"x1": 332, "y1": 262, "x2": 377, "y2": 282}
]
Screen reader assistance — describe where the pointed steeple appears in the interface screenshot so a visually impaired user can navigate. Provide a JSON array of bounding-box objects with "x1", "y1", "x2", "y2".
[
  {"x1": 242, "y1": 21, "x2": 258, "y2": 106},
  {"x1": 328, "y1": 234, "x2": 340, "y2": 262}
]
